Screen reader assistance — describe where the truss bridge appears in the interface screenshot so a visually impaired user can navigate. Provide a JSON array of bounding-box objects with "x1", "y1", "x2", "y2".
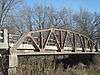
[
  {"x1": 9, "y1": 28, "x2": 100, "y2": 55},
  {"x1": 0, "y1": 28, "x2": 100, "y2": 75}
]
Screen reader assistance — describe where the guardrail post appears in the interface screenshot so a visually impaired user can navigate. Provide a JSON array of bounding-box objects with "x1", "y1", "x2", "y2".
[{"x1": 4, "y1": 29, "x2": 8, "y2": 44}]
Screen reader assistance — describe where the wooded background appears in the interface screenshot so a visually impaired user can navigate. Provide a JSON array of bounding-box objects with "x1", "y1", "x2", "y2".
[{"x1": 0, "y1": 0, "x2": 100, "y2": 39}]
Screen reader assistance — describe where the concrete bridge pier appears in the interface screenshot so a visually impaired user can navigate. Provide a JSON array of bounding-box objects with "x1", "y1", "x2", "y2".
[{"x1": 8, "y1": 54, "x2": 18, "y2": 75}]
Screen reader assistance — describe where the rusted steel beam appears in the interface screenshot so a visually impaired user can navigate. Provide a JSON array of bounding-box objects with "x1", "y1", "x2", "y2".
[
  {"x1": 12, "y1": 33, "x2": 28, "y2": 50},
  {"x1": 84, "y1": 37, "x2": 88, "y2": 49},
  {"x1": 87, "y1": 40, "x2": 91, "y2": 52},
  {"x1": 29, "y1": 28, "x2": 52, "y2": 33},
  {"x1": 89, "y1": 40, "x2": 93, "y2": 52},
  {"x1": 79, "y1": 35, "x2": 85, "y2": 52},
  {"x1": 29, "y1": 28, "x2": 94, "y2": 44},
  {"x1": 81, "y1": 36, "x2": 86, "y2": 52},
  {"x1": 68, "y1": 33, "x2": 74, "y2": 52},
  {"x1": 59, "y1": 31, "x2": 62, "y2": 49},
  {"x1": 56, "y1": 28, "x2": 95, "y2": 44},
  {"x1": 79, "y1": 35, "x2": 83, "y2": 50},
  {"x1": 39, "y1": 32, "x2": 43, "y2": 50},
  {"x1": 43, "y1": 30, "x2": 51, "y2": 48},
  {"x1": 87, "y1": 39, "x2": 90, "y2": 49},
  {"x1": 72, "y1": 33, "x2": 75, "y2": 52},
  {"x1": 95, "y1": 41, "x2": 99, "y2": 52},
  {"x1": 52, "y1": 32, "x2": 61, "y2": 52},
  {"x1": 62, "y1": 31, "x2": 67, "y2": 49},
  {"x1": 54, "y1": 28, "x2": 67, "y2": 32},
  {"x1": 27, "y1": 35, "x2": 40, "y2": 52}
]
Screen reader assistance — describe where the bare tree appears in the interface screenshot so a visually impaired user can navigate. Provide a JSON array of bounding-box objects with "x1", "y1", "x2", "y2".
[
  {"x1": 73, "y1": 9, "x2": 100, "y2": 39},
  {"x1": 58, "y1": 7, "x2": 73, "y2": 29},
  {"x1": 0, "y1": 0, "x2": 23, "y2": 27},
  {"x1": 15, "y1": 5, "x2": 33, "y2": 34},
  {"x1": 32, "y1": 5, "x2": 74, "y2": 29},
  {"x1": 32, "y1": 5, "x2": 47, "y2": 29}
]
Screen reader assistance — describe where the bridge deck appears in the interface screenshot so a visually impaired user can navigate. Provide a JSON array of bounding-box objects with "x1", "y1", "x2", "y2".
[
  {"x1": 17, "y1": 50, "x2": 100, "y2": 55},
  {"x1": 9, "y1": 43, "x2": 100, "y2": 55}
]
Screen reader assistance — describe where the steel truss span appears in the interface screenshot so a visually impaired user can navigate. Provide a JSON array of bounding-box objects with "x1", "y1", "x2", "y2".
[{"x1": 10, "y1": 28, "x2": 99, "y2": 55}]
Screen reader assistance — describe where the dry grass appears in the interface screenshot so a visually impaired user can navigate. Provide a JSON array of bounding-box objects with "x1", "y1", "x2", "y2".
[
  {"x1": 16, "y1": 64, "x2": 100, "y2": 75},
  {"x1": 17, "y1": 55, "x2": 100, "y2": 75}
]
